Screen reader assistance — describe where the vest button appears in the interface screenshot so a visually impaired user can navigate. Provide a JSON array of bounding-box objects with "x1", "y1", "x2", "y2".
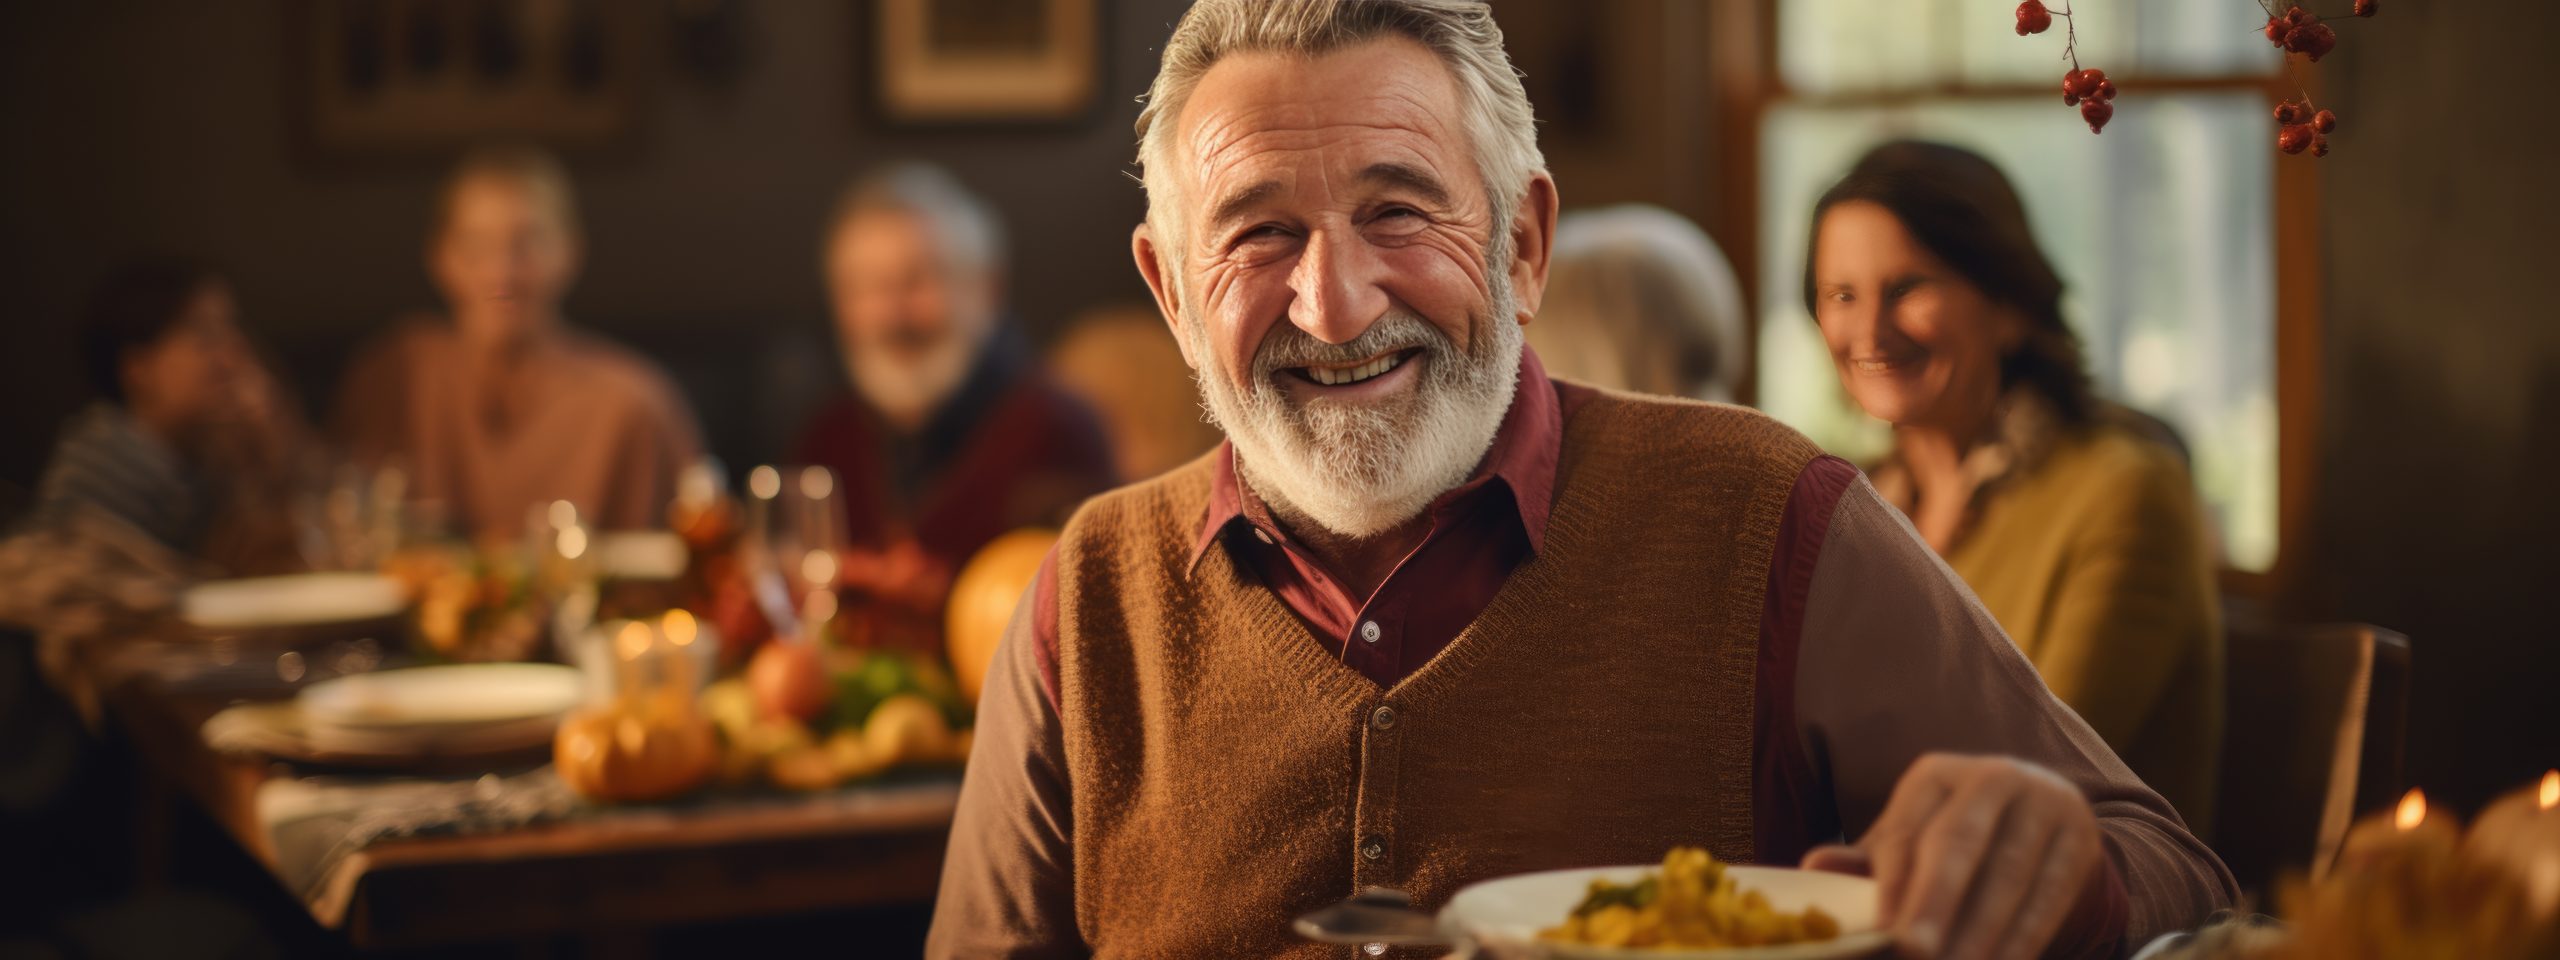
[
  {"x1": 1359, "y1": 620, "x2": 1382, "y2": 643},
  {"x1": 1363, "y1": 943, "x2": 1388, "y2": 956},
  {"x1": 1371, "y1": 705, "x2": 1397, "y2": 730},
  {"x1": 1360, "y1": 837, "x2": 1385, "y2": 861}
]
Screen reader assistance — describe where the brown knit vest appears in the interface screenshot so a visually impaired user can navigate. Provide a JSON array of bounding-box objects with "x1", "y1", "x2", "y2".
[{"x1": 1054, "y1": 389, "x2": 1823, "y2": 958}]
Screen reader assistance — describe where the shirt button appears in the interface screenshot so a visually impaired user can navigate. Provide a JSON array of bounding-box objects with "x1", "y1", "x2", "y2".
[
  {"x1": 1360, "y1": 837, "x2": 1386, "y2": 861},
  {"x1": 1371, "y1": 705, "x2": 1397, "y2": 730},
  {"x1": 1359, "y1": 620, "x2": 1382, "y2": 644},
  {"x1": 1253, "y1": 527, "x2": 1275, "y2": 544},
  {"x1": 1363, "y1": 944, "x2": 1387, "y2": 957}
]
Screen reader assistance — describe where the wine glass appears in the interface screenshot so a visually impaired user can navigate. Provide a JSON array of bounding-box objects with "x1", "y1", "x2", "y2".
[
  {"x1": 741, "y1": 465, "x2": 830, "y2": 644},
  {"x1": 785, "y1": 466, "x2": 848, "y2": 640}
]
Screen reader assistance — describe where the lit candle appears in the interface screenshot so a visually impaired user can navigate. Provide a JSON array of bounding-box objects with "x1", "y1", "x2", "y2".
[
  {"x1": 659, "y1": 609, "x2": 701, "y2": 701},
  {"x1": 2462, "y1": 770, "x2": 2560, "y2": 921},
  {"x1": 2337, "y1": 789, "x2": 2461, "y2": 875}
]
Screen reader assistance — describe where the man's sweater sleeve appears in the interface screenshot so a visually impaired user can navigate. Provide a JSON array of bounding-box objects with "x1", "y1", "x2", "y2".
[
  {"x1": 1795, "y1": 475, "x2": 2238, "y2": 950},
  {"x1": 927, "y1": 553, "x2": 1087, "y2": 958}
]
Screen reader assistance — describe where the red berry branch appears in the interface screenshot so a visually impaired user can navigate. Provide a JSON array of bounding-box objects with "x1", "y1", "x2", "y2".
[
  {"x1": 2013, "y1": 0, "x2": 2381, "y2": 155},
  {"x1": 2014, "y1": 1, "x2": 2116, "y2": 133},
  {"x1": 2261, "y1": 2, "x2": 2377, "y2": 158}
]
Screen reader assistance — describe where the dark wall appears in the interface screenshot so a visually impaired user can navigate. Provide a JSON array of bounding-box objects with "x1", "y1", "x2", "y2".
[
  {"x1": 0, "y1": 0, "x2": 1190, "y2": 496},
  {"x1": 2312, "y1": 3, "x2": 2560, "y2": 811}
]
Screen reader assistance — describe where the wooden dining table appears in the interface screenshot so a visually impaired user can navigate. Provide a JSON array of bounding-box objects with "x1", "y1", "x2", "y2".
[{"x1": 70, "y1": 626, "x2": 959, "y2": 953}]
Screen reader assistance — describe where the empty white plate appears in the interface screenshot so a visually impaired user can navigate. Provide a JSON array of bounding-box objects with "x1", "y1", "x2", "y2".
[
  {"x1": 299, "y1": 663, "x2": 584, "y2": 729},
  {"x1": 204, "y1": 700, "x2": 563, "y2": 767},
  {"x1": 182, "y1": 573, "x2": 408, "y2": 630}
]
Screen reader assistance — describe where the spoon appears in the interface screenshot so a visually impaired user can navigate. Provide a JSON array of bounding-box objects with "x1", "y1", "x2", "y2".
[{"x1": 1294, "y1": 887, "x2": 1477, "y2": 957}]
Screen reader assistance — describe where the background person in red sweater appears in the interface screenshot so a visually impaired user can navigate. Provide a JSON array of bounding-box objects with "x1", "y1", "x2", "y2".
[{"x1": 792, "y1": 163, "x2": 1116, "y2": 652}]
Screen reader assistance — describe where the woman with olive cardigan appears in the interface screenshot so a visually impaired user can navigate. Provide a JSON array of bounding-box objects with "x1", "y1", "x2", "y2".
[{"x1": 1803, "y1": 140, "x2": 2224, "y2": 836}]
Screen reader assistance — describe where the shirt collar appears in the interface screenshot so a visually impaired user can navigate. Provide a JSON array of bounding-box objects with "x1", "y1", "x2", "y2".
[{"x1": 1186, "y1": 345, "x2": 1565, "y2": 573}]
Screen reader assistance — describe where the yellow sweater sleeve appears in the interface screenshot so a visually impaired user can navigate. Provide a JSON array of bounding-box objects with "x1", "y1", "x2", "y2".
[{"x1": 2025, "y1": 448, "x2": 2220, "y2": 749}]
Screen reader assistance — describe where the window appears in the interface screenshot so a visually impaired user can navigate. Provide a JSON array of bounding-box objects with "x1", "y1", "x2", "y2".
[{"x1": 1755, "y1": 0, "x2": 2291, "y2": 571}]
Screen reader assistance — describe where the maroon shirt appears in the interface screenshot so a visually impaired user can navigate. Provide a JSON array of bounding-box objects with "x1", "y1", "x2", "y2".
[
  {"x1": 793, "y1": 333, "x2": 1117, "y2": 579},
  {"x1": 1017, "y1": 349, "x2": 2135, "y2": 953}
]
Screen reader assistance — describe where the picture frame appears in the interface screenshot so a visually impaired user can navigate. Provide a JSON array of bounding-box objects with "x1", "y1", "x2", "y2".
[
  {"x1": 868, "y1": 0, "x2": 1102, "y2": 126},
  {"x1": 289, "y1": 0, "x2": 649, "y2": 157}
]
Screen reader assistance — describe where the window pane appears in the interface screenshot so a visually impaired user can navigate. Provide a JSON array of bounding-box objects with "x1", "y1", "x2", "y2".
[
  {"x1": 2128, "y1": 0, "x2": 2286, "y2": 77},
  {"x1": 1782, "y1": 0, "x2": 2279, "y2": 93},
  {"x1": 1949, "y1": 0, "x2": 2139, "y2": 88},
  {"x1": 1758, "y1": 94, "x2": 2279, "y2": 570},
  {"x1": 1778, "y1": 0, "x2": 1942, "y2": 94}
]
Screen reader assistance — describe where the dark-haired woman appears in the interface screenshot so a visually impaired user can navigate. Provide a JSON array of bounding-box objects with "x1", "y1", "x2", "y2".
[{"x1": 1805, "y1": 141, "x2": 2223, "y2": 833}]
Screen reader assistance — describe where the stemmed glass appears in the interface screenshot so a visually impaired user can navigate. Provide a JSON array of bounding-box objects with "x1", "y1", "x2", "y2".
[{"x1": 744, "y1": 464, "x2": 846, "y2": 643}]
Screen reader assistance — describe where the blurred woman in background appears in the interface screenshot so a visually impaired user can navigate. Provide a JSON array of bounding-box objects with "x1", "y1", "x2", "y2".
[
  {"x1": 1803, "y1": 140, "x2": 2224, "y2": 832},
  {"x1": 335, "y1": 146, "x2": 702, "y2": 542},
  {"x1": 1526, "y1": 204, "x2": 1745, "y2": 402}
]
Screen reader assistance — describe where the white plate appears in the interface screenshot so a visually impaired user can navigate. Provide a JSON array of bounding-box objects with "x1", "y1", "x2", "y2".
[
  {"x1": 204, "y1": 701, "x2": 562, "y2": 767},
  {"x1": 182, "y1": 573, "x2": 408, "y2": 630},
  {"x1": 593, "y1": 531, "x2": 688, "y2": 581},
  {"x1": 299, "y1": 663, "x2": 584, "y2": 730},
  {"x1": 1445, "y1": 865, "x2": 1892, "y2": 960}
]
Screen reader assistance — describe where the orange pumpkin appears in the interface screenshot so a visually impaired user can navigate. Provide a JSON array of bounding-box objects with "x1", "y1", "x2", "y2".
[
  {"x1": 555, "y1": 617, "x2": 720, "y2": 802},
  {"x1": 555, "y1": 703, "x2": 719, "y2": 802},
  {"x1": 944, "y1": 528, "x2": 1058, "y2": 704}
]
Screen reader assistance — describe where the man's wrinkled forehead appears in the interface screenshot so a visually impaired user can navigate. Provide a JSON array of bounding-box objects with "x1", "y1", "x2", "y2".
[{"x1": 1170, "y1": 38, "x2": 1477, "y2": 217}]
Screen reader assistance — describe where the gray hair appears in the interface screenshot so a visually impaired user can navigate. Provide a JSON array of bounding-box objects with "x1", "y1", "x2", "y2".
[
  {"x1": 826, "y1": 161, "x2": 1007, "y2": 274},
  {"x1": 1534, "y1": 205, "x2": 1747, "y2": 403},
  {"x1": 1133, "y1": 0, "x2": 1545, "y2": 275}
]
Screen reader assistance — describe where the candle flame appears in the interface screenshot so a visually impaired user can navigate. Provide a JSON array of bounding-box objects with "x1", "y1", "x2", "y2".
[
  {"x1": 2395, "y1": 789, "x2": 2426, "y2": 830},
  {"x1": 2541, "y1": 770, "x2": 2558, "y2": 810},
  {"x1": 662, "y1": 608, "x2": 697, "y2": 648},
  {"x1": 615, "y1": 621, "x2": 653, "y2": 661}
]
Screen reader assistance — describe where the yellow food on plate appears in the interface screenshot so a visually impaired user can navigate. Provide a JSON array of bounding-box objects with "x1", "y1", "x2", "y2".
[{"x1": 1540, "y1": 847, "x2": 1840, "y2": 950}]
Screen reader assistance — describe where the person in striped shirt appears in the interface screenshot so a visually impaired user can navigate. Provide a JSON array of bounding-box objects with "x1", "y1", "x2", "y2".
[{"x1": 2, "y1": 257, "x2": 308, "y2": 641}]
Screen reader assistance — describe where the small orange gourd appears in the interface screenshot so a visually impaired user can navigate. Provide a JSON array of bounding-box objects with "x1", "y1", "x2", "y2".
[{"x1": 555, "y1": 614, "x2": 720, "y2": 802}]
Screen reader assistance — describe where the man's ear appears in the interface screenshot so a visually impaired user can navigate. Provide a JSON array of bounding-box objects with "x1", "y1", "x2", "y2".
[
  {"x1": 1505, "y1": 173, "x2": 1561, "y2": 328},
  {"x1": 1133, "y1": 222, "x2": 1198, "y2": 370}
]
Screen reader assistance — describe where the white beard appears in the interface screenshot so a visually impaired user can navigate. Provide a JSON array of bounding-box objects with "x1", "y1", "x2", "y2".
[
  {"x1": 849, "y1": 331, "x2": 978, "y2": 431},
  {"x1": 1188, "y1": 275, "x2": 1524, "y2": 540}
]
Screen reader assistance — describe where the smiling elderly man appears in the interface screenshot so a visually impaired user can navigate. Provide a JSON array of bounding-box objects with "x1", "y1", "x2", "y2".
[{"x1": 928, "y1": 2, "x2": 2236, "y2": 958}]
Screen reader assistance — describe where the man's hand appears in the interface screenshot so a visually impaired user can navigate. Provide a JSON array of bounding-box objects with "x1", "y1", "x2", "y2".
[{"x1": 1800, "y1": 754, "x2": 2107, "y2": 960}]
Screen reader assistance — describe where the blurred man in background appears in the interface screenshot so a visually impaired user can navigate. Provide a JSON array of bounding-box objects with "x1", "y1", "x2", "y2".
[
  {"x1": 1528, "y1": 204, "x2": 1747, "y2": 403},
  {"x1": 792, "y1": 162, "x2": 1114, "y2": 649},
  {"x1": 335, "y1": 145, "x2": 702, "y2": 542}
]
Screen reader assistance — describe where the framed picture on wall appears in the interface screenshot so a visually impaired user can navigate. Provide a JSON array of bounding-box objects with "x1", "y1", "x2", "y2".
[
  {"x1": 289, "y1": 0, "x2": 649, "y2": 157},
  {"x1": 869, "y1": 0, "x2": 1101, "y2": 125}
]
